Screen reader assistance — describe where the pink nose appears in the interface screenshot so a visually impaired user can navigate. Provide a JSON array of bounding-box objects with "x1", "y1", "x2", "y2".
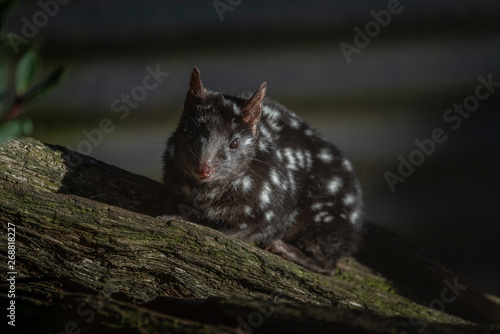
[{"x1": 197, "y1": 163, "x2": 213, "y2": 179}]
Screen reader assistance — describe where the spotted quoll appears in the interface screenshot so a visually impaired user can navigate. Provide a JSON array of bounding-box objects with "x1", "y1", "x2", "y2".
[{"x1": 162, "y1": 67, "x2": 363, "y2": 275}]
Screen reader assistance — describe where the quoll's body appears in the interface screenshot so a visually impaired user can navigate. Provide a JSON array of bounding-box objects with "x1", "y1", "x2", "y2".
[{"x1": 162, "y1": 67, "x2": 363, "y2": 274}]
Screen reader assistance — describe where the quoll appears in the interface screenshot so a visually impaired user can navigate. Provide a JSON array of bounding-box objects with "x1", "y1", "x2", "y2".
[{"x1": 162, "y1": 67, "x2": 363, "y2": 274}]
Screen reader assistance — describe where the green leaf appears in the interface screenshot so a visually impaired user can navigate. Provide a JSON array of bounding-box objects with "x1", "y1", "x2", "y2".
[
  {"x1": 23, "y1": 65, "x2": 68, "y2": 103},
  {"x1": 15, "y1": 48, "x2": 41, "y2": 96},
  {"x1": 20, "y1": 116, "x2": 33, "y2": 135},
  {"x1": 0, "y1": 116, "x2": 33, "y2": 146},
  {"x1": 0, "y1": 117, "x2": 24, "y2": 145}
]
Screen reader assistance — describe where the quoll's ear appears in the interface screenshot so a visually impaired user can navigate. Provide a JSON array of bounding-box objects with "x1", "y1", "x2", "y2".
[
  {"x1": 242, "y1": 82, "x2": 267, "y2": 135},
  {"x1": 187, "y1": 67, "x2": 206, "y2": 100}
]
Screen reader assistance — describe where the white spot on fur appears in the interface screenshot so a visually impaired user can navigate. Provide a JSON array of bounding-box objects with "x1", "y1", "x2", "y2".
[
  {"x1": 265, "y1": 211, "x2": 275, "y2": 221},
  {"x1": 244, "y1": 206, "x2": 253, "y2": 216},
  {"x1": 286, "y1": 210, "x2": 299, "y2": 228},
  {"x1": 314, "y1": 211, "x2": 329, "y2": 223},
  {"x1": 265, "y1": 107, "x2": 281, "y2": 119},
  {"x1": 343, "y1": 193, "x2": 356, "y2": 206},
  {"x1": 350, "y1": 208, "x2": 361, "y2": 225},
  {"x1": 244, "y1": 138, "x2": 253, "y2": 146},
  {"x1": 232, "y1": 178, "x2": 243, "y2": 189},
  {"x1": 304, "y1": 150, "x2": 312, "y2": 170},
  {"x1": 296, "y1": 150, "x2": 305, "y2": 168},
  {"x1": 268, "y1": 119, "x2": 283, "y2": 132},
  {"x1": 323, "y1": 216, "x2": 334, "y2": 223},
  {"x1": 239, "y1": 223, "x2": 248, "y2": 230},
  {"x1": 232, "y1": 105, "x2": 241, "y2": 115},
  {"x1": 343, "y1": 158, "x2": 353, "y2": 172},
  {"x1": 288, "y1": 170, "x2": 296, "y2": 194},
  {"x1": 289, "y1": 118, "x2": 300, "y2": 129},
  {"x1": 270, "y1": 169, "x2": 280, "y2": 186},
  {"x1": 311, "y1": 202, "x2": 323, "y2": 211},
  {"x1": 206, "y1": 206, "x2": 229, "y2": 220},
  {"x1": 327, "y1": 177, "x2": 343, "y2": 195},
  {"x1": 276, "y1": 150, "x2": 283, "y2": 162},
  {"x1": 284, "y1": 148, "x2": 297, "y2": 170},
  {"x1": 317, "y1": 148, "x2": 334, "y2": 163},
  {"x1": 258, "y1": 140, "x2": 269, "y2": 153},
  {"x1": 312, "y1": 202, "x2": 333, "y2": 211},
  {"x1": 242, "y1": 175, "x2": 253, "y2": 192},
  {"x1": 231, "y1": 119, "x2": 238, "y2": 131},
  {"x1": 263, "y1": 107, "x2": 283, "y2": 132},
  {"x1": 208, "y1": 187, "x2": 219, "y2": 199},
  {"x1": 304, "y1": 129, "x2": 314, "y2": 136},
  {"x1": 260, "y1": 125, "x2": 271, "y2": 138},
  {"x1": 260, "y1": 182, "x2": 271, "y2": 208}
]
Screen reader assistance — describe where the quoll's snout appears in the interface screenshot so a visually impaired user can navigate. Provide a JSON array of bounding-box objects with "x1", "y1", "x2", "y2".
[{"x1": 196, "y1": 162, "x2": 213, "y2": 180}]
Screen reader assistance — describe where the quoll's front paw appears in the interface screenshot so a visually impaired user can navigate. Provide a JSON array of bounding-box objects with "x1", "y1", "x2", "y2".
[{"x1": 265, "y1": 239, "x2": 337, "y2": 276}]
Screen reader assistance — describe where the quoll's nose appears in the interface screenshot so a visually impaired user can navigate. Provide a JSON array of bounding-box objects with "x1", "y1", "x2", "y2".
[{"x1": 197, "y1": 162, "x2": 213, "y2": 180}]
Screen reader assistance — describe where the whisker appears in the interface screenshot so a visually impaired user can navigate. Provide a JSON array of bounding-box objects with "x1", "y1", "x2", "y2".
[
  {"x1": 178, "y1": 134, "x2": 195, "y2": 152},
  {"x1": 252, "y1": 157, "x2": 287, "y2": 180},
  {"x1": 245, "y1": 165, "x2": 267, "y2": 184},
  {"x1": 186, "y1": 114, "x2": 201, "y2": 129}
]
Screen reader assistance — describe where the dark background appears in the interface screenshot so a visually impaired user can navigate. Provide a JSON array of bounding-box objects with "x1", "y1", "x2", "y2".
[{"x1": 5, "y1": 0, "x2": 500, "y2": 295}]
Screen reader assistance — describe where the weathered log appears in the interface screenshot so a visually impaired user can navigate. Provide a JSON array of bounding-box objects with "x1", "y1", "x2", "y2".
[{"x1": 1, "y1": 137, "x2": 499, "y2": 333}]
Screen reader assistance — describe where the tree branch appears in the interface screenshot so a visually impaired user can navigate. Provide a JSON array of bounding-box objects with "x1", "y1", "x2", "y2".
[{"x1": 1, "y1": 137, "x2": 499, "y2": 332}]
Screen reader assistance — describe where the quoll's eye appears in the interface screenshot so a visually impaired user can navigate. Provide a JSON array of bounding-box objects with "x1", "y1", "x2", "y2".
[{"x1": 229, "y1": 138, "x2": 239, "y2": 149}]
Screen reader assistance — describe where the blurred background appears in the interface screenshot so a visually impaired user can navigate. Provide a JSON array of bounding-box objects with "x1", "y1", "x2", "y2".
[{"x1": 4, "y1": 0, "x2": 500, "y2": 295}]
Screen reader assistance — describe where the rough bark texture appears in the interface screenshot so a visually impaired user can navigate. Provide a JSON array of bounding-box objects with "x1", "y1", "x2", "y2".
[{"x1": 1, "y1": 137, "x2": 499, "y2": 333}]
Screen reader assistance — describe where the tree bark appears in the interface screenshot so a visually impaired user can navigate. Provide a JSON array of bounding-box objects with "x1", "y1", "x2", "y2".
[{"x1": 1, "y1": 137, "x2": 499, "y2": 333}]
